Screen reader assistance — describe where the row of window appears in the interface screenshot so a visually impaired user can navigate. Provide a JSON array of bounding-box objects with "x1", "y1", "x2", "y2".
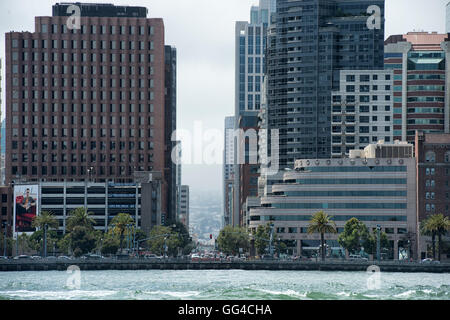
[
  {"x1": 345, "y1": 85, "x2": 391, "y2": 92},
  {"x1": 13, "y1": 51, "x2": 155, "y2": 62},
  {"x1": 12, "y1": 115, "x2": 154, "y2": 126},
  {"x1": 266, "y1": 203, "x2": 407, "y2": 210},
  {"x1": 11, "y1": 153, "x2": 154, "y2": 163},
  {"x1": 277, "y1": 190, "x2": 407, "y2": 197},
  {"x1": 12, "y1": 141, "x2": 154, "y2": 151},
  {"x1": 19, "y1": 23, "x2": 154, "y2": 37},
  {"x1": 332, "y1": 115, "x2": 391, "y2": 122},
  {"x1": 286, "y1": 178, "x2": 407, "y2": 185},
  {"x1": 11, "y1": 128, "x2": 155, "y2": 139},
  {"x1": 345, "y1": 74, "x2": 391, "y2": 82},
  {"x1": 251, "y1": 215, "x2": 407, "y2": 222},
  {"x1": 332, "y1": 136, "x2": 391, "y2": 145},
  {"x1": 275, "y1": 227, "x2": 408, "y2": 234},
  {"x1": 13, "y1": 39, "x2": 155, "y2": 51},
  {"x1": 12, "y1": 64, "x2": 155, "y2": 77},
  {"x1": 425, "y1": 151, "x2": 450, "y2": 163},
  {"x1": 11, "y1": 166, "x2": 153, "y2": 176},
  {"x1": 12, "y1": 103, "x2": 154, "y2": 113},
  {"x1": 332, "y1": 105, "x2": 391, "y2": 112}
]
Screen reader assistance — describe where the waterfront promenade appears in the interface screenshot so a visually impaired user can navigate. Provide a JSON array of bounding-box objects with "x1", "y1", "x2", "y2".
[{"x1": 1, "y1": 259, "x2": 449, "y2": 273}]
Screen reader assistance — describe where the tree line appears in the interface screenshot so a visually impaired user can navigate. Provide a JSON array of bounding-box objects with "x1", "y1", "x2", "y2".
[
  {"x1": 0, "y1": 208, "x2": 194, "y2": 257},
  {"x1": 216, "y1": 211, "x2": 450, "y2": 261}
]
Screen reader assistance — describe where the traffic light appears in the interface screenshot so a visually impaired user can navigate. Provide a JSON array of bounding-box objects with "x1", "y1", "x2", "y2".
[{"x1": 210, "y1": 234, "x2": 213, "y2": 240}]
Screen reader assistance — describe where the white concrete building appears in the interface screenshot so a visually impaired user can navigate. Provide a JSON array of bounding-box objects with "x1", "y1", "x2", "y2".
[
  {"x1": 331, "y1": 70, "x2": 394, "y2": 158},
  {"x1": 249, "y1": 142, "x2": 418, "y2": 260}
]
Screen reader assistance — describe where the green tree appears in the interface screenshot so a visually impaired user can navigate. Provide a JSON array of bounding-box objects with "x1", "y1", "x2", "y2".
[
  {"x1": 338, "y1": 218, "x2": 369, "y2": 256},
  {"x1": 66, "y1": 207, "x2": 95, "y2": 232},
  {"x1": 31, "y1": 211, "x2": 59, "y2": 230},
  {"x1": 217, "y1": 225, "x2": 249, "y2": 256},
  {"x1": 29, "y1": 230, "x2": 59, "y2": 254},
  {"x1": 363, "y1": 229, "x2": 389, "y2": 257},
  {"x1": 147, "y1": 225, "x2": 182, "y2": 256},
  {"x1": 253, "y1": 223, "x2": 278, "y2": 256},
  {"x1": 69, "y1": 226, "x2": 97, "y2": 257},
  {"x1": 110, "y1": 213, "x2": 135, "y2": 250},
  {"x1": 421, "y1": 214, "x2": 450, "y2": 261},
  {"x1": 308, "y1": 211, "x2": 337, "y2": 261},
  {"x1": 101, "y1": 231, "x2": 120, "y2": 256},
  {"x1": 170, "y1": 222, "x2": 194, "y2": 255},
  {"x1": 57, "y1": 235, "x2": 71, "y2": 256},
  {"x1": 31, "y1": 211, "x2": 59, "y2": 256}
]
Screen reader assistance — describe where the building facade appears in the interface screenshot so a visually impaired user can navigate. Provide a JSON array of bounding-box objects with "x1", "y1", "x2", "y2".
[
  {"x1": 266, "y1": 0, "x2": 385, "y2": 167},
  {"x1": 5, "y1": 3, "x2": 167, "y2": 189},
  {"x1": 223, "y1": 116, "x2": 234, "y2": 227},
  {"x1": 385, "y1": 32, "x2": 450, "y2": 143},
  {"x1": 164, "y1": 45, "x2": 177, "y2": 225},
  {"x1": 179, "y1": 185, "x2": 189, "y2": 230},
  {"x1": 4, "y1": 3, "x2": 172, "y2": 234},
  {"x1": 331, "y1": 70, "x2": 394, "y2": 157},
  {"x1": 415, "y1": 131, "x2": 450, "y2": 260},
  {"x1": 249, "y1": 142, "x2": 418, "y2": 260},
  {"x1": 233, "y1": 0, "x2": 276, "y2": 227}
]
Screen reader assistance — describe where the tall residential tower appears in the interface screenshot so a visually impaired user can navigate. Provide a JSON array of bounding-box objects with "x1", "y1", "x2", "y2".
[{"x1": 266, "y1": 0, "x2": 385, "y2": 167}]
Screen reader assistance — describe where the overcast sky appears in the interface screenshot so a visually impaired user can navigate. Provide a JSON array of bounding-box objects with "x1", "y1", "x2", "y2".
[{"x1": 0, "y1": 0, "x2": 448, "y2": 194}]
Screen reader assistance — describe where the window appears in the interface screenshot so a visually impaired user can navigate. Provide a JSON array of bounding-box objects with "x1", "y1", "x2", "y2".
[{"x1": 425, "y1": 152, "x2": 436, "y2": 163}]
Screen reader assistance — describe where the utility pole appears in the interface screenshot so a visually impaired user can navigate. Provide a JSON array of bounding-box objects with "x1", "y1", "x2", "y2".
[
  {"x1": 376, "y1": 225, "x2": 381, "y2": 262},
  {"x1": 269, "y1": 223, "x2": 274, "y2": 258}
]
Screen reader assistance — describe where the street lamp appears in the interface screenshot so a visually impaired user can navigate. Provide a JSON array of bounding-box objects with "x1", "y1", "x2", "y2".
[{"x1": 376, "y1": 225, "x2": 381, "y2": 262}]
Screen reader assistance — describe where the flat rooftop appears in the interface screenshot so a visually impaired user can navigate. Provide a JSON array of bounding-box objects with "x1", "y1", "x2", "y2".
[{"x1": 52, "y1": 2, "x2": 148, "y2": 18}]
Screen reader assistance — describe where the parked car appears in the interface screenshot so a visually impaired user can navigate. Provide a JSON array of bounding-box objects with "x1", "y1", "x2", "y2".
[
  {"x1": 57, "y1": 256, "x2": 72, "y2": 260},
  {"x1": 421, "y1": 258, "x2": 440, "y2": 264},
  {"x1": 13, "y1": 255, "x2": 31, "y2": 260},
  {"x1": 349, "y1": 254, "x2": 368, "y2": 261},
  {"x1": 45, "y1": 256, "x2": 57, "y2": 260},
  {"x1": 0, "y1": 256, "x2": 8, "y2": 260},
  {"x1": 191, "y1": 254, "x2": 201, "y2": 262},
  {"x1": 31, "y1": 256, "x2": 42, "y2": 260},
  {"x1": 82, "y1": 254, "x2": 104, "y2": 260}
]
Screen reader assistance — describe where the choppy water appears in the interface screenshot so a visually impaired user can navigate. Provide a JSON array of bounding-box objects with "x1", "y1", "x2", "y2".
[{"x1": 0, "y1": 270, "x2": 449, "y2": 300}]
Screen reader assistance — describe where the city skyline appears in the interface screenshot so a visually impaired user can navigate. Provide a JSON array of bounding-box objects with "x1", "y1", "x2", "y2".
[{"x1": 0, "y1": 0, "x2": 448, "y2": 195}]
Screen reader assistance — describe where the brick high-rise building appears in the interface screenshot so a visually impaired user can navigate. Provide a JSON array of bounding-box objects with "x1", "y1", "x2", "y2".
[
  {"x1": 415, "y1": 131, "x2": 450, "y2": 259},
  {"x1": 385, "y1": 32, "x2": 450, "y2": 143},
  {"x1": 6, "y1": 3, "x2": 166, "y2": 185},
  {"x1": 5, "y1": 3, "x2": 172, "y2": 231}
]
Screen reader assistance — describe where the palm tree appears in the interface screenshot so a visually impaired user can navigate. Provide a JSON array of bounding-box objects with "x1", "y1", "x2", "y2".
[
  {"x1": 420, "y1": 218, "x2": 435, "y2": 259},
  {"x1": 31, "y1": 211, "x2": 58, "y2": 257},
  {"x1": 32, "y1": 211, "x2": 59, "y2": 230},
  {"x1": 110, "y1": 213, "x2": 135, "y2": 250},
  {"x1": 421, "y1": 214, "x2": 450, "y2": 261},
  {"x1": 307, "y1": 211, "x2": 337, "y2": 261},
  {"x1": 66, "y1": 207, "x2": 95, "y2": 232}
]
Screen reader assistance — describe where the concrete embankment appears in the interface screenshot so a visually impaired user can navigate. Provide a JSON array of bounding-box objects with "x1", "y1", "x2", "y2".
[{"x1": 1, "y1": 260, "x2": 449, "y2": 273}]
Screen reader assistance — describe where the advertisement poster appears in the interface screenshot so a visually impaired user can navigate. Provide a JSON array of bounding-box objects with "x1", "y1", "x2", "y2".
[{"x1": 13, "y1": 185, "x2": 39, "y2": 233}]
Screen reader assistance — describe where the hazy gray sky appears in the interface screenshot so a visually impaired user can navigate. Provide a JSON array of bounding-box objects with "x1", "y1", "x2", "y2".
[{"x1": 0, "y1": 0, "x2": 448, "y2": 194}]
